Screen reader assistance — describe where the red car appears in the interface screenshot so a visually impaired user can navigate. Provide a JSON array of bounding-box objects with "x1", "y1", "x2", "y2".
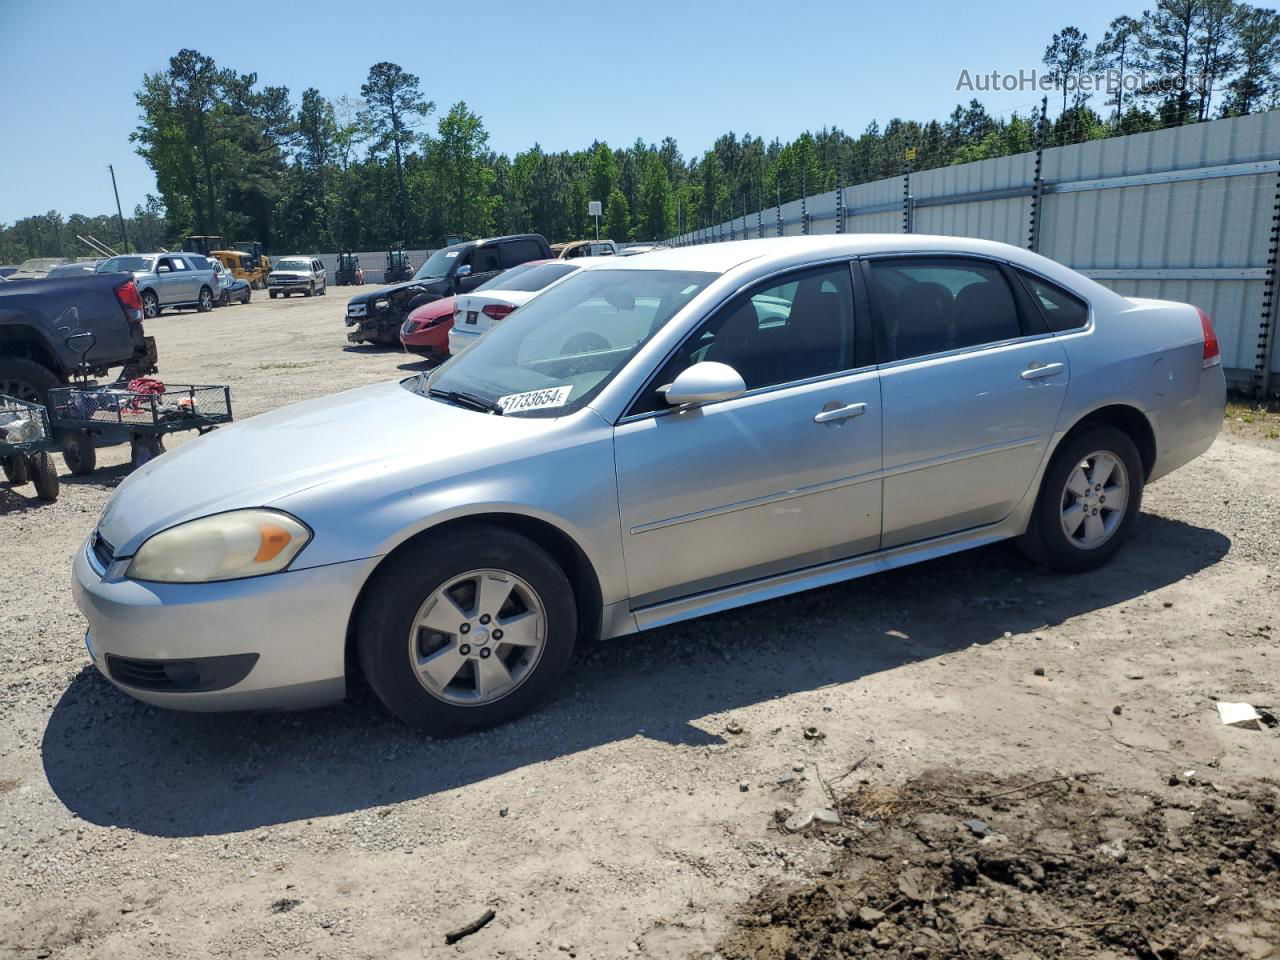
[{"x1": 399, "y1": 295, "x2": 455, "y2": 357}]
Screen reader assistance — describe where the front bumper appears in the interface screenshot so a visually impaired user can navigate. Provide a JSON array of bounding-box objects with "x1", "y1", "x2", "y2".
[
  {"x1": 72, "y1": 537, "x2": 379, "y2": 711},
  {"x1": 270, "y1": 281, "x2": 313, "y2": 290}
]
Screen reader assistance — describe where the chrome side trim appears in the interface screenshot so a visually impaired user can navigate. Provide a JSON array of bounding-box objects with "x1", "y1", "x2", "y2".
[
  {"x1": 630, "y1": 520, "x2": 1014, "y2": 632},
  {"x1": 626, "y1": 435, "x2": 1039, "y2": 537},
  {"x1": 880, "y1": 435, "x2": 1041, "y2": 479},
  {"x1": 628, "y1": 467, "x2": 883, "y2": 535}
]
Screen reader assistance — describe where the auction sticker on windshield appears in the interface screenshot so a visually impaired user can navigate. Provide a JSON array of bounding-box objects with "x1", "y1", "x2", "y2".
[{"x1": 498, "y1": 385, "x2": 573, "y2": 414}]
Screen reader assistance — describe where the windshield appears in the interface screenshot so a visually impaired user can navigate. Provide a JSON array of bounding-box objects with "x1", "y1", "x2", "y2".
[
  {"x1": 476, "y1": 261, "x2": 577, "y2": 293},
  {"x1": 97, "y1": 256, "x2": 154, "y2": 273},
  {"x1": 274, "y1": 258, "x2": 311, "y2": 271},
  {"x1": 414, "y1": 246, "x2": 463, "y2": 280},
  {"x1": 421, "y1": 269, "x2": 714, "y2": 418}
]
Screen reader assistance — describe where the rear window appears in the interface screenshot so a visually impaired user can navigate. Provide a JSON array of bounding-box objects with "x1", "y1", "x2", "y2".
[
  {"x1": 501, "y1": 239, "x2": 545, "y2": 267},
  {"x1": 1016, "y1": 270, "x2": 1091, "y2": 331},
  {"x1": 479, "y1": 262, "x2": 577, "y2": 293}
]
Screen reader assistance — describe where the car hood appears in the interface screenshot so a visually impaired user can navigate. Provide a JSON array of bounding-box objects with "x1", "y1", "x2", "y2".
[
  {"x1": 96, "y1": 379, "x2": 559, "y2": 557},
  {"x1": 347, "y1": 277, "x2": 449, "y2": 305}
]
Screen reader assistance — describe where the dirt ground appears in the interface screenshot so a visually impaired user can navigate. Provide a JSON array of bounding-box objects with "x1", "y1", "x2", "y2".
[{"x1": 1, "y1": 289, "x2": 1278, "y2": 960}]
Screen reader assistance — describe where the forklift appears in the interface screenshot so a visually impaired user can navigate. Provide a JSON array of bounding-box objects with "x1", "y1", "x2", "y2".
[
  {"x1": 384, "y1": 247, "x2": 414, "y2": 283},
  {"x1": 335, "y1": 252, "x2": 365, "y2": 286}
]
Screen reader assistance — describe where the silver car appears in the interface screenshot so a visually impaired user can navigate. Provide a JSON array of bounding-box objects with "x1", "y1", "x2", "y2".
[
  {"x1": 72, "y1": 236, "x2": 1225, "y2": 732},
  {"x1": 96, "y1": 253, "x2": 218, "y2": 317}
]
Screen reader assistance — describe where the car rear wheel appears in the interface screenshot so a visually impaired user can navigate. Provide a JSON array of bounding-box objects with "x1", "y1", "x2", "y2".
[
  {"x1": 357, "y1": 525, "x2": 577, "y2": 733},
  {"x1": 0, "y1": 357, "x2": 60, "y2": 405},
  {"x1": 197, "y1": 286, "x2": 214, "y2": 312},
  {"x1": 142, "y1": 290, "x2": 160, "y2": 319},
  {"x1": 1018, "y1": 425, "x2": 1144, "y2": 572},
  {"x1": 269, "y1": 290, "x2": 278, "y2": 299}
]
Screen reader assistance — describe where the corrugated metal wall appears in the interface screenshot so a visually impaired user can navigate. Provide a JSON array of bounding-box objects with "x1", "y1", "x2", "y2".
[{"x1": 670, "y1": 111, "x2": 1280, "y2": 388}]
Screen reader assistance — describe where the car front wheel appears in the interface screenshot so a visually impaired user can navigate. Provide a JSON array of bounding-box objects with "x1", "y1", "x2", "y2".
[
  {"x1": 357, "y1": 525, "x2": 577, "y2": 733},
  {"x1": 1018, "y1": 424, "x2": 1144, "y2": 572}
]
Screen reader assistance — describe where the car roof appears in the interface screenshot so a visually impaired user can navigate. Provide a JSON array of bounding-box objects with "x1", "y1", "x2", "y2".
[{"x1": 595, "y1": 235, "x2": 1124, "y2": 298}]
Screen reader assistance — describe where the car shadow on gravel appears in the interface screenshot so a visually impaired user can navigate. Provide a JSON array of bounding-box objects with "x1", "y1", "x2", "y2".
[{"x1": 41, "y1": 514, "x2": 1229, "y2": 837}]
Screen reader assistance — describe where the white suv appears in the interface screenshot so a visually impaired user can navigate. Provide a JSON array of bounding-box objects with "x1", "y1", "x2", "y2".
[{"x1": 268, "y1": 257, "x2": 328, "y2": 299}]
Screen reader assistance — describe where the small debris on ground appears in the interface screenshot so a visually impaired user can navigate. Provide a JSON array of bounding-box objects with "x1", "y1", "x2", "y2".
[
  {"x1": 1217, "y1": 701, "x2": 1263, "y2": 729},
  {"x1": 739, "y1": 780, "x2": 751, "y2": 792},
  {"x1": 1033, "y1": 666, "x2": 1046, "y2": 677},
  {"x1": 726, "y1": 720, "x2": 744, "y2": 735},
  {"x1": 444, "y1": 908, "x2": 496, "y2": 945},
  {"x1": 802, "y1": 726, "x2": 825, "y2": 741},
  {"x1": 783, "y1": 808, "x2": 841, "y2": 833}
]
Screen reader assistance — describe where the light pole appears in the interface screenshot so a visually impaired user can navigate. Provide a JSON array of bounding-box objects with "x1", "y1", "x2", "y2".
[{"x1": 108, "y1": 164, "x2": 129, "y2": 253}]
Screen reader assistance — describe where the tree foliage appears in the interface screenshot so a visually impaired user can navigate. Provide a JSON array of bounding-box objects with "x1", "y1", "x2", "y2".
[{"x1": 7, "y1": 8, "x2": 1280, "y2": 261}]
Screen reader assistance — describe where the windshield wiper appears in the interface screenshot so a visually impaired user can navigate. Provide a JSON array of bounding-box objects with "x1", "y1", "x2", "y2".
[{"x1": 428, "y1": 388, "x2": 504, "y2": 415}]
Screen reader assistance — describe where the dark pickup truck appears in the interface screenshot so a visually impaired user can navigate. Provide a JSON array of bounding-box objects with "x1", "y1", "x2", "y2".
[
  {"x1": 343, "y1": 234, "x2": 552, "y2": 345},
  {"x1": 0, "y1": 273, "x2": 158, "y2": 403}
]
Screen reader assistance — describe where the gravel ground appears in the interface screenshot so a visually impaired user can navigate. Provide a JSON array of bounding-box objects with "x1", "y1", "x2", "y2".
[{"x1": 2, "y1": 290, "x2": 1278, "y2": 959}]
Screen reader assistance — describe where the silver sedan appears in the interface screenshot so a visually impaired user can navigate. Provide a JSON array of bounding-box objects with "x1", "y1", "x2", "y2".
[{"x1": 72, "y1": 236, "x2": 1225, "y2": 732}]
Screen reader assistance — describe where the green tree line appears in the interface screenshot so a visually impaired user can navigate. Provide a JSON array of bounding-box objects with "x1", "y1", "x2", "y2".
[{"x1": 3, "y1": 0, "x2": 1279, "y2": 261}]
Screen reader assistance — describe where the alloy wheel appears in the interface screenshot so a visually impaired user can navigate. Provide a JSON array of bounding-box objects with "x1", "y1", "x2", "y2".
[
  {"x1": 1060, "y1": 450, "x2": 1129, "y2": 550},
  {"x1": 407, "y1": 568, "x2": 547, "y2": 706}
]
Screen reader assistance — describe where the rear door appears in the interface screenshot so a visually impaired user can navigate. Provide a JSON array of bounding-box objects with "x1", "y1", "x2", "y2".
[
  {"x1": 500, "y1": 238, "x2": 545, "y2": 269},
  {"x1": 863, "y1": 255, "x2": 1069, "y2": 548}
]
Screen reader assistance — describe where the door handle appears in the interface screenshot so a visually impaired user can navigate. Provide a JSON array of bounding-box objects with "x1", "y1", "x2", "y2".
[
  {"x1": 813, "y1": 402, "x2": 869, "y2": 424},
  {"x1": 1020, "y1": 362, "x2": 1065, "y2": 380}
]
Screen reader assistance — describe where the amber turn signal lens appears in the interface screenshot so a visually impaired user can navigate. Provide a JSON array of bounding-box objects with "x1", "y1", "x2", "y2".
[{"x1": 254, "y1": 523, "x2": 293, "y2": 563}]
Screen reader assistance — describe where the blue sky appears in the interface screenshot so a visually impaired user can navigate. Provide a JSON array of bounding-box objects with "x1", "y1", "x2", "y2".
[{"x1": 0, "y1": 0, "x2": 1190, "y2": 223}]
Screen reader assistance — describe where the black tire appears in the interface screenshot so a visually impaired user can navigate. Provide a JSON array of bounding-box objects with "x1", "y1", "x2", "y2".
[
  {"x1": 305, "y1": 282, "x2": 315, "y2": 298},
  {"x1": 240, "y1": 287, "x2": 252, "y2": 304},
  {"x1": 60, "y1": 429, "x2": 97, "y2": 475},
  {"x1": 0, "y1": 356, "x2": 61, "y2": 405},
  {"x1": 28, "y1": 451, "x2": 59, "y2": 501},
  {"x1": 142, "y1": 290, "x2": 160, "y2": 319},
  {"x1": 269, "y1": 290, "x2": 278, "y2": 299},
  {"x1": 357, "y1": 525, "x2": 577, "y2": 733},
  {"x1": 1017, "y1": 424, "x2": 1144, "y2": 573},
  {"x1": 2, "y1": 455, "x2": 30, "y2": 485},
  {"x1": 197, "y1": 286, "x2": 214, "y2": 313},
  {"x1": 130, "y1": 435, "x2": 165, "y2": 469},
  {"x1": 218, "y1": 290, "x2": 230, "y2": 307}
]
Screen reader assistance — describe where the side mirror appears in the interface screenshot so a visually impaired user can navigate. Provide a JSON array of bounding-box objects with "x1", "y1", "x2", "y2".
[
  {"x1": 455, "y1": 264, "x2": 472, "y2": 278},
  {"x1": 156, "y1": 265, "x2": 170, "y2": 273},
  {"x1": 662, "y1": 361, "x2": 747, "y2": 407}
]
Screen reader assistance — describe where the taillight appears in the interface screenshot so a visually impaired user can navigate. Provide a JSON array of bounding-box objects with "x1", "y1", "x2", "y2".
[
  {"x1": 1197, "y1": 307, "x2": 1220, "y2": 367},
  {"x1": 115, "y1": 279, "x2": 145, "y2": 324},
  {"x1": 482, "y1": 303, "x2": 515, "y2": 321}
]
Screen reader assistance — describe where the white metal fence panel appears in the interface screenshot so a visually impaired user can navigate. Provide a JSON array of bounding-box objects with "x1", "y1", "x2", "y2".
[{"x1": 666, "y1": 110, "x2": 1280, "y2": 386}]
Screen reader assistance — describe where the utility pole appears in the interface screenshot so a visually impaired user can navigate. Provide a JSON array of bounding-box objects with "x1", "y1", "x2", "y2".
[{"x1": 108, "y1": 164, "x2": 129, "y2": 253}]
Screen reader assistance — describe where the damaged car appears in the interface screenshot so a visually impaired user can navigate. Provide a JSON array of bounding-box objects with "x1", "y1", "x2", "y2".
[{"x1": 343, "y1": 234, "x2": 551, "y2": 345}]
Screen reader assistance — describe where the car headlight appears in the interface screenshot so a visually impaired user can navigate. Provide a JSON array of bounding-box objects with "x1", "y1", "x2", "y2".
[{"x1": 126, "y1": 509, "x2": 312, "y2": 583}]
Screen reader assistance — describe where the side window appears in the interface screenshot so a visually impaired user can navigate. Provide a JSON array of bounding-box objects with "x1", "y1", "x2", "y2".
[
  {"x1": 1015, "y1": 269, "x2": 1090, "y2": 332},
  {"x1": 632, "y1": 263, "x2": 856, "y2": 415},
  {"x1": 866, "y1": 258, "x2": 1022, "y2": 362},
  {"x1": 471, "y1": 246, "x2": 503, "y2": 273},
  {"x1": 501, "y1": 239, "x2": 543, "y2": 267},
  {"x1": 167, "y1": 257, "x2": 188, "y2": 271}
]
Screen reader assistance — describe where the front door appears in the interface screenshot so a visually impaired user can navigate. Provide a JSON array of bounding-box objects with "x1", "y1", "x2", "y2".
[
  {"x1": 862, "y1": 256, "x2": 1070, "y2": 548},
  {"x1": 613, "y1": 262, "x2": 883, "y2": 606}
]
